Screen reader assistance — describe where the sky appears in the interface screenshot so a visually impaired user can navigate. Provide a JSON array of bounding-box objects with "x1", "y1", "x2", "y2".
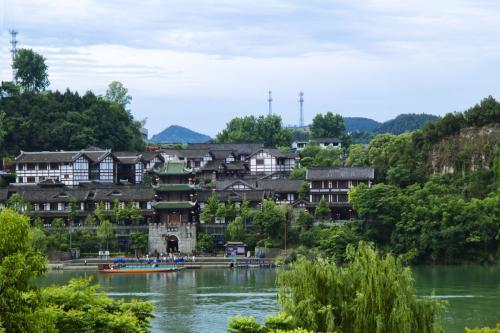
[{"x1": 1, "y1": 0, "x2": 500, "y2": 137}]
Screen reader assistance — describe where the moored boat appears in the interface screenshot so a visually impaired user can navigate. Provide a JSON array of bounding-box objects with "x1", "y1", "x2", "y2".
[{"x1": 97, "y1": 263, "x2": 184, "y2": 273}]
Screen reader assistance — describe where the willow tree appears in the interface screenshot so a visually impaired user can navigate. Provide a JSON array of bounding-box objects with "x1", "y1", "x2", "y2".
[{"x1": 278, "y1": 242, "x2": 443, "y2": 333}]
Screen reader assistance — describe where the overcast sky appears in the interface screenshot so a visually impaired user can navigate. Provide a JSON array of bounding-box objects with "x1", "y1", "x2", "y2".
[{"x1": 1, "y1": 0, "x2": 500, "y2": 137}]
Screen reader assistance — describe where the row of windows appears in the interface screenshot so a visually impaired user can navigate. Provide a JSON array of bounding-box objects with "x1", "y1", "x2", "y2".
[
  {"x1": 32, "y1": 201, "x2": 152, "y2": 211},
  {"x1": 310, "y1": 180, "x2": 368, "y2": 189},
  {"x1": 17, "y1": 163, "x2": 66, "y2": 171},
  {"x1": 311, "y1": 194, "x2": 349, "y2": 203},
  {"x1": 18, "y1": 175, "x2": 71, "y2": 183}
]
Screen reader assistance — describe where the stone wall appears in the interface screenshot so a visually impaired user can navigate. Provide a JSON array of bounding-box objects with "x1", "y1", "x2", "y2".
[{"x1": 148, "y1": 223, "x2": 197, "y2": 255}]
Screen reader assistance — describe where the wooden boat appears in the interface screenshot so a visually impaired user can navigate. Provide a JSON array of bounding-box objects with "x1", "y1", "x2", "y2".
[{"x1": 97, "y1": 263, "x2": 184, "y2": 273}]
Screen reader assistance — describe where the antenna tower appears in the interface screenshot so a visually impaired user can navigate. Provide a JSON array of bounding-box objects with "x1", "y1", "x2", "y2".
[
  {"x1": 299, "y1": 91, "x2": 304, "y2": 127},
  {"x1": 268, "y1": 90, "x2": 273, "y2": 115},
  {"x1": 9, "y1": 30, "x2": 18, "y2": 82}
]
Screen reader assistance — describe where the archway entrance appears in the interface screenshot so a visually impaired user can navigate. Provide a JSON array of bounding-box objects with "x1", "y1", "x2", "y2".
[{"x1": 166, "y1": 235, "x2": 179, "y2": 253}]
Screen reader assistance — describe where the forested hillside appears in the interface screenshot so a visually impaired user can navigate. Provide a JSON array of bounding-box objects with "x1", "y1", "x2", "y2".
[
  {"x1": 291, "y1": 96, "x2": 500, "y2": 264},
  {"x1": 0, "y1": 88, "x2": 145, "y2": 157},
  {"x1": 344, "y1": 117, "x2": 380, "y2": 132},
  {"x1": 375, "y1": 113, "x2": 438, "y2": 135},
  {"x1": 151, "y1": 125, "x2": 211, "y2": 143}
]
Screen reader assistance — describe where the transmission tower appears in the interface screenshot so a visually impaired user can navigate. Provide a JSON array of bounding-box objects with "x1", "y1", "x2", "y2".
[
  {"x1": 268, "y1": 90, "x2": 273, "y2": 115},
  {"x1": 9, "y1": 30, "x2": 18, "y2": 82},
  {"x1": 299, "y1": 91, "x2": 304, "y2": 127}
]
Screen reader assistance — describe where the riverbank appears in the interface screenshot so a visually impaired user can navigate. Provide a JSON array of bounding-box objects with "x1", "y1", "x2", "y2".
[{"x1": 49, "y1": 256, "x2": 276, "y2": 270}]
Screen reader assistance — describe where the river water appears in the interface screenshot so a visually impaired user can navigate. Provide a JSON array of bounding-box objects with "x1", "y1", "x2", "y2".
[{"x1": 39, "y1": 265, "x2": 499, "y2": 333}]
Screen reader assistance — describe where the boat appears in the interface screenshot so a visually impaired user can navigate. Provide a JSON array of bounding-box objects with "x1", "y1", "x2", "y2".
[{"x1": 97, "y1": 263, "x2": 184, "y2": 273}]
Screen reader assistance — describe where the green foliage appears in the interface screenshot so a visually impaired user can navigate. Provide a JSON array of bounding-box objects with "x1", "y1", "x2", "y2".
[
  {"x1": 104, "y1": 81, "x2": 132, "y2": 109},
  {"x1": 314, "y1": 197, "x2": 330, "y2": 221},
  {"x1": 227, "y1": 313, "x2": 300, "y2": 333},
  {"x1": 310, "y1": 112, "x2": 347, "y2": 141},
  {"x1": 0, "y1": 209, "x2": 49, "y2": 332},
  {"x1": 288, "y1": 167, "x2": 306, "y2": 180},
  {"x1": 48, "y1": 218, "x2": 69, "y2": 251},
  {"x1": 200, "y1": 192, "x2": 219, "y2": 223},
  {"x1": 465, "y1": 324, "x2": 500, "y2": 333},
  {"x1": 129, "y1": 232, "x2": 148, "y2": 255},
  {"x1": 97, "y1": 220, "x2": 114, "y2": 251},
  {"x1": 376, "y1": 113, "x2": 438, "y2": 135},
  {"x1": 253, "y1": 200, "x2": 286, "y2": 241},
  {"x1": 216, "y1": 114, "x2": 293, "y2": 147},
  {"x1": 227, "y1": 316, "x2": 266, "y2": 333},
  {"x1": 277, "y1": 243, "x2": 443, "y2": 333},
  {"x1": 345, "y1": 143, "x2": 369, "y2": 167},
  {"x1": 196, "y1": 232, "x2": 214, "y2": 253},
  {"x1": 295, "y1": 210, "x2": 313, "y2": 231},
  {"x1": 0, "y1": 89, "x2": 144, "y2": 156},
  {"x1": 298, "y1": 181, "x2": 309, "y2": 200},
  {"x1": 13, "y1": 48, "x2": 50, "y2": 92},
  {"x1": 6, "y1": 192, "x2": 30, "y2": 213},
  {"x1": 228, "y1": 217, "x2": 246, "y2": 241},
  {"x1": 41, "y1": 277, "x2": 154, "y2": 332},
  {"x1": 299, "y1": 142, "x2": 343, "y2": 168}
]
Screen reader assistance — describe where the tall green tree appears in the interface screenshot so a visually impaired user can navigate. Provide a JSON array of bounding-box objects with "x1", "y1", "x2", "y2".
[
  {"x1": 104, "y1": 81, "x2": 132, "y2": 109},
  {"x1": 216, "y1": 114, "x2": 293, "y2": 147},
  {"x1": 277, "y1": 243, "x2": 442, "y2": 333},
  {"x1": 227, "y1": 217, "x2": 246, "y2": 241},
  {"x1": 200, "y1": 192, "x2": 219, "y2": 223},
  {"x1": 314, "y1": 197, "x2": 330, "y2": 221},
  {"x1": 0, "y1": 209, "x2": 49, "y2": 332},
  {"x1": 97, "y1": 220, "x2": 114, "y2": 251},
  {"x1": 13, "y1": 48, "x2": 49, "y2": 92},
  {"x1": 253, "y1": 200, "x2": 286, "y2": 241},
  {"x1": 310, "y1": 112, "x2": 347, "y2": 141}
]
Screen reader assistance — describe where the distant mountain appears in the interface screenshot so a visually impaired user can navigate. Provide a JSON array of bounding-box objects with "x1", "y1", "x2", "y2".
[
  {"x1": 150, "y1": 125, "x2": 211, "y2": 144},
  {"x1": 376, "y1": 113, "x2": 439, "y2": 135},
  {"x1": 344, "y1": 117, "x2": 381, "y2": 133}
]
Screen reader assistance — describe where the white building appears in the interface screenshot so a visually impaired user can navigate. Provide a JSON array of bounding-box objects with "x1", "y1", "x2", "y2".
[{"x1": 247, "y1": 148, "x2": 297, "y2": 175}]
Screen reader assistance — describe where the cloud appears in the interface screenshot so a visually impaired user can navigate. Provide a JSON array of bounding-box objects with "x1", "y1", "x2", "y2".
[{"x1": 1, "y1": 0, "x2": 500, "y2": 136}]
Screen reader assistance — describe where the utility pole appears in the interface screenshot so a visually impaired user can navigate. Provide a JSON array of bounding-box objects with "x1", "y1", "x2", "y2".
[
  {"x1": 9, "y1": 30, "x2": 18, "y2": 83},
  {"x1": 268, "y1": 90, "x2": 273, "y2": 115},
  {"x1": 299, "y1": 91, "x2": 304, "y2": 127}
]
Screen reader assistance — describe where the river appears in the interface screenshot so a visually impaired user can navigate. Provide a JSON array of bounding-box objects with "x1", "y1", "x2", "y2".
[{"x1": 39, "y1": 265, "x2": 499, "y2": 333}]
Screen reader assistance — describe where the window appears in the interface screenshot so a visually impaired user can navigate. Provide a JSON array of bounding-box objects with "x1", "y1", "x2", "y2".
[
  {"x1": 50, "y1": 203, "x2": 58, "y2": 211},
  {"x1": 50, "y1": 163, "x2": 59, "y2": 170},
  {"x1": 63, "y1": 174, "x2": 69, "y2": 179},
  {"x1": 39, "y1": 163, "x2": 48, "y2": 170},
  {"x1": 194, "y1": 161, "x2": 201, "y2": 167},
  {"x1": 18, "y1": 177, "x2": 23, "y2": 183},
  {"x1": 27, "y1": 163, "x2": 36, "y2": 170},
  {"x1": 256, "y1": 159, "x2": 264, "y2": 165},
  {"x1": 27, "y1": 177, "x2": 35, "y2": 183}
]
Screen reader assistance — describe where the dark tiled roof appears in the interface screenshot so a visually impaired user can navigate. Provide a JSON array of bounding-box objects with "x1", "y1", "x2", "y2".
[
  {"x1": 141, "y1": 152, "x2": 163, "y2": 162},
  {"x1": 216, "y1": 179, "x2": 255, "y2": 191},
  {"x1": 224, "y1": 161, "x2": 248, "y2": 171},
  {"x1": 7, "y1": 183, "x2": 155, "y2": 203},
  {"x1": 257, "y1": 179, "x2": 303, "y2": 192},
  {"x1": 306, "y1": 167, "x2": 375, "y2": 181},
  {"x1": 15, "y1": 151, "x2": 81, "y2": 163},
  {"x1": 180, "y1": 149, "x2": 211, "y2": 159},
  {"x1": 197, "y1": 189, "x2": 266, "y2": 202},
  {"x1": 83, "y1": 150, "x2": 113, "y2": 163},
  {"x1": 201, "y1": 160, "x2": 222, "y2": 171},
  {"x1": 187, "y1": 143, "x2": 264, "y2": 156},
  {"x1": 248, "y1": 148, "x2": 297, "y2": 159},
  {"x1": 209, "y1": 150, "x2": 235, "y2": 160}
]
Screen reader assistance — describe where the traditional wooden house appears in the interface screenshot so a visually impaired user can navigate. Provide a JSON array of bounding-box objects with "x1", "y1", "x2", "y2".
[
  {"x1": 247, "y1": 148, "x2": 297, "y2": 176},
  {"x1": 306, "y1": 167, "x2": 374, "y2": 220}
]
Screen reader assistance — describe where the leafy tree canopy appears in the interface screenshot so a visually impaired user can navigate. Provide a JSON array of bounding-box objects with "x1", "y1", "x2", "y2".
[
  {"x1": 13, "y1": 48, "x2": 50, "y2": 92},
  {"x1": 104, "y1": 81, "x2": 132, "y2": 109},
  {"x1": 216, "y1": 115, "x2": 293, "y2": 147}
]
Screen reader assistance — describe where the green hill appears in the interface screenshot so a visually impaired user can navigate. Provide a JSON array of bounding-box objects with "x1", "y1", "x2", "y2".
[{"x1": 376, "y1": 113, "x2": 438, "y2": 135}]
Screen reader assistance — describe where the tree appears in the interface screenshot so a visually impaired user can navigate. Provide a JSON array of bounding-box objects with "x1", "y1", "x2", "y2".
[
  {"x1": 253, "y1": 200, "x2": 286, "y2": 241},
  {"x1": 295, "y1": 210, "x2": 314, "y2": 231},
  {"x1": 216, "y1": 115, "x2": 293, "y2": 147},
  {"x1": 277, "y1": 243, "x2": 442, "y2": 333},
  {"x1": 129, "y1": 232, "x2": 148, "y2": 256},
  {"x1": 97, "y1": 220, "x2": 114, "y2": 251},
  {"x1": 95, "y1": 202, "x2": 107, "y2": 223},
  {"x1": 196, "y1": 232, "x2": 214, "y2": 253},
  {"x1": 13, "y1": 48, "x2": 50, "y2": 92},
  {"x1": 126, "y1": 202, "x2": 144, "y2": 224},
  {"x1": 104, "y1": 81, "x2": 132, "y2": 109},
  {"x1": 289, "y1": 167, "x2": 306, "y2": 180},
  {"x1": 50, "y1": 218, "x2": 68, "y2": 251},
  {"x1": 6, "y1": 192, "x2": 30, "y2": 214},
  {"x1": 200, "y1": 192, "x2": 219, "y2": 223},
  {"x1": 314, "y1": 197, "x2": 330, "y2": 221},
  {"x1": 224, "y1": 198, "x2": 237, "y2": 222},
  {"x1": 0, "y1": 209, "x2": 49, "y2": 332},
  {"x1": 298, "y1": 181, "x2": 309, "y2": 200},
  {"x1": 228, "y1": 217, "x2": 246, "y2": 241},
  {"x1": 310, "y1": 112, "x2": 347, "y2": 141},
  {"x1": 346, "y1": 144, "x2": 370, "y2": 166},
  {"x1": 41, "y1": 277, "x2": 154, "y2": 332}
]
